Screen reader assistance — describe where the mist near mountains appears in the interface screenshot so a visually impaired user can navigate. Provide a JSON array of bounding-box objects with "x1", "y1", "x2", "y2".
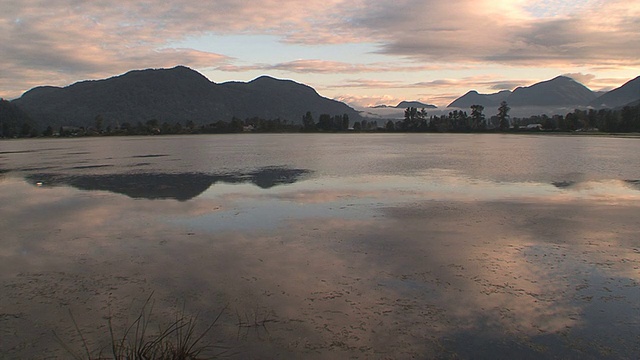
[{"x1": 365, "y1": 75, "x2": 639, "y2": 120}]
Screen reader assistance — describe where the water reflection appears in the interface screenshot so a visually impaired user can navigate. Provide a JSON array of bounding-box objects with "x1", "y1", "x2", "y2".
[
  {"x1": 1, "y1": 135, "x2": 639, "y2": 359},
  {"x1": 24, "y1": 167, "x2": 312, "y2": 201},
  {"x1": 2, "y1": 172, "x2": 638, "y2": 358}
]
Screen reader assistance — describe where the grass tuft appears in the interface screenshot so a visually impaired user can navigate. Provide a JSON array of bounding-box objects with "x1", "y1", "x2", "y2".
[{"x1": 54, "y1": 293, "x2": 230, "y2": 360}]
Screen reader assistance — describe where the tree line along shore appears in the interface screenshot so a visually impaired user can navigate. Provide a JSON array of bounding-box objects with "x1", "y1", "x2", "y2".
[{"x1": 1, "y1": 99, "x2": 639, "y2": 138}]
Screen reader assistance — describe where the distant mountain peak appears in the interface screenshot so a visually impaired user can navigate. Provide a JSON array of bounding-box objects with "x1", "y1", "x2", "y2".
[
  {"x1": 117, "y1": 65, "x2": 197, "y2": 77},
  {"x1": 122, "y1": 65, "x2": 211, "y2": 80},
  {"x1": 512, "y1": 75, "x2": 579, "y2": 91},
  {"x1": 395, "y1": 101, "x2": 437, "y2": 109},
  {"x1": 449, "y1": 75, "x2": 597, "y2": 108},
  {"x1": 447, "y1": 89, "x2": 511, "y2": 108},
  {"x1": 249, "y1": 75, "x2": 281, "y2": 83},
  {"x1": 552, "y1": 75, "x2": 574, "y2": 81},
  {"x1": 242, "y1": 75, "x2": 318, "y2": 97},
  {"x1": 508, "y1": 75, "x2": 596, "y2": 106}
]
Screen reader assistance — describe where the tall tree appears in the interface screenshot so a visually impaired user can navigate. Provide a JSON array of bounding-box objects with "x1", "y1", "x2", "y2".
[
  {"x1": 497, "y1": 101, "x2": 510, "y2": 131},
  {"x1": 403, "y1": 107, "x2": 427, "y2": 131},
  {"x1": 620, "y1": 105, "x2": 640, "y2": 132},
  {"x1": 470, "y1": 105, "x2": 485, "y2": 130},
  {"x1": 94, "y1": 115, "x2": 104, "y2": 132},
  {"x1": 342, "y1": 114, "x2": 350, "y2": 130},
  {"x1": 42, "y1": 125, "x2": 54, "y2": 137},
  {"x1": 333, "y1": 115, "x2": 344, "y2": 131},
  {"x1": 302, "y1": 111, "x2": 315, "y2": 131},
  {"x1": 317, "y1": 114, "x2": 332, "y2": 131},
  {"x1": 385, "y1": 120, "x2": 395, "y2": 131}
]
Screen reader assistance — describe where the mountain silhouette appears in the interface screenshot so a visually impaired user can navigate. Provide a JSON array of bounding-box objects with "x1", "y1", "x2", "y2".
[
  {"x1": 590, "y1": 76, "x2": 640, "y2": 109},
  {"x1": 448, "y1": 76, "x2": 603, "y2": 109},
  {"x1": 395, "y1": 101, "x2": 437, "y2": 109},
  {"x1": 12, "y1": 66, "x2": 361, "y2": 130},
  {"x1": 447, "y1": 90, "x2": 511, "y2": 108},
  {"x1": 506, "y1": 76, "x2": 597, "y2": 106}
]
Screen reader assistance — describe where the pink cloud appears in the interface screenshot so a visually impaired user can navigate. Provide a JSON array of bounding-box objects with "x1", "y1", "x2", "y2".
[
  {"x1": 216, "y1": 60, "x2": 452, "y2": 74},
  {"x1": 1, "y1": 0, "x2": 638, "y2": 100}
]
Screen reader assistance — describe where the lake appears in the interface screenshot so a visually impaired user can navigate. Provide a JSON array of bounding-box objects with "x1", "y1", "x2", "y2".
[{"x1": 1, "y1": 133, "x2": 639, "y2": 359}]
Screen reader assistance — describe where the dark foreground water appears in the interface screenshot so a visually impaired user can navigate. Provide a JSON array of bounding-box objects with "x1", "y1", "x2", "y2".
[{"x1": 1, "y1": 134, "x2": 639, "y2": 359}]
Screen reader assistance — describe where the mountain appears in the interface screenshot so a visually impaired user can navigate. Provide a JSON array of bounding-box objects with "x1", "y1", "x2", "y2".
[
  {"x1": 395, "y1": 101, "x2": 437, "y2": 109},
  {"x1": 368, "y1": 101, "x2": 437, "y2": 109},
  {"x1": 448, "y1": 76, "x2": 597, "y2": 109},
  {"x1": 447, "y1": 90, "x2": 511, "y2": 108},
  {"x1": 0, "y1": 99, "x2": 33, "y2": 137},
  {"x1": 507, "y1": 76, "x2": 596, "y2": 106},
  {"x1": 11, "y1": 66, "x2": 361, "y2": 130},
  {"x1": 590, "y1": 76, "x2": 640, "y2": 109}
]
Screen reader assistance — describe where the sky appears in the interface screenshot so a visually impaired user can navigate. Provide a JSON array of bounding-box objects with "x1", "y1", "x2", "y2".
[{"x1": 1, "y1": 0, "x2": 639, "y2": 108}]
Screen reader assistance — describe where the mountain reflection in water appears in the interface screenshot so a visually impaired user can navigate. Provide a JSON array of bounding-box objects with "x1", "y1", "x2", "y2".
[
  {"x1": 25, "y1": 167, "x2": 312, "y2": 201},
  {"x1": 1, "y1": 134, "x2": 639, "y2": 359}
]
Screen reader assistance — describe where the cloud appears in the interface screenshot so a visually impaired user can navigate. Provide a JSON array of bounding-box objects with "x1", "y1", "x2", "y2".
[
  {"x1": 351, "y1": 0, "x2": 640, "y2": 67},
  {"x1": 334, "y1": 76, "x2": 531, "y2": 91},
  {"x1": 331, "y1": 79, "x2": 406, "y2": 89},
  {"x1": 1, "y1": 0, "x2": 638, "y2": 100},
  {"x1": 328, "y1": 75, "x2": 537, "y2": 107},
  {"x1": 589, "y1": 78, "x2": 630, "y2": 91},
  {"x1": 487, "y1": 82, "x2": 522, "y2": 91},
  {"x1": 334, "y1": 92, "x2": 456, "y2": 108},
  {"x1": 411, "y1": 77, "x2": 530, "y2": 91},
  {"x1": 1, "y1": 1, "x2": 240, "y2": 98},
  {"x1": 216, "y1": 60, "x2": 453, "y2": 74},
  {"x1": 562, "y1": 73, "x2": 596, "y2": 86},
  {"x1": 219, "y1": 60, "x2": 384, "y2": 74},
  {"x1": 1, "y1": 0, "x2": 354, "y2": 97}
]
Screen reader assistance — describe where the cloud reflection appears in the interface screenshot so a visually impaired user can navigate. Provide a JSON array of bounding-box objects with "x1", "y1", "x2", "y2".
[{"x1": 2, "y1": 170, "x2": 639, "y2": 358}]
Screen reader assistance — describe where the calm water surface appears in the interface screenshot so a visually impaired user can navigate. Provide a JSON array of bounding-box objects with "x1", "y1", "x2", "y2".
[{"x1": 1, "y1": 134, "x2": 639, "y2": 359}]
